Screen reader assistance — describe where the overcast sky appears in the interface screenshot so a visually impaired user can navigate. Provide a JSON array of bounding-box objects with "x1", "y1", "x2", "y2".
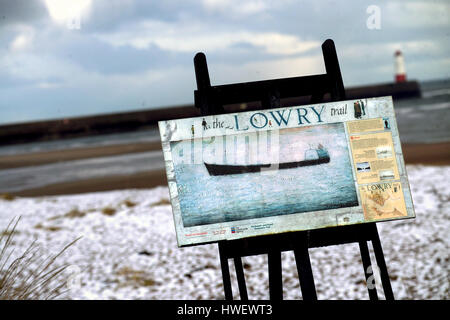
[{"x1": 0, "y1": 0, "x2": 449, "y2": 124}]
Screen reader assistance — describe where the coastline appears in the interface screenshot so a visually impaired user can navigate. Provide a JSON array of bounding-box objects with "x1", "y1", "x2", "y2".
[
  {"x1": 0, "y1": 141, "x2": 161, "y2": 169},
  {"x1": 11, "y1": 170, "x2": 167, "y2": 197},
  {"x1": 2, "y1": 141, "x2": 449, "y2": 197}
]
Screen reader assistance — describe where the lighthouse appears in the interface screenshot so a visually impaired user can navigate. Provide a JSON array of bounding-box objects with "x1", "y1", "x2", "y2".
[{"x1": 394, "y1": 50, "x2": 406, "y2": 83}]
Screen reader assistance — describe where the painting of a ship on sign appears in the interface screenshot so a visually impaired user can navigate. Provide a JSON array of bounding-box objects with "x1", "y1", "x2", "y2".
[
  {"x1": 204, "y1": 142, "x2": 330, "y2": 175},
  {"x1": 171, "y1": 122, "x2": 358, "y2": 228}
]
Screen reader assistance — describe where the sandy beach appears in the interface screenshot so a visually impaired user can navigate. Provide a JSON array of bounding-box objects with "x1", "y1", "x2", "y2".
[
  {"x1": 2, "y1": 141, "x2": 449, "y2": 197},
  {"x1": 401, "y1": 142, "x2": 450, "y2": 166},
  {"x1": 0, "y1": 141, "x2": 162, "y2": 169}
]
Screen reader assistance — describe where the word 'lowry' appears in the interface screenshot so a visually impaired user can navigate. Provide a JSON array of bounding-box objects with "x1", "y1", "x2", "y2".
[{"x1": 234, "y1": 105, "x2": 325, "y2": 130}]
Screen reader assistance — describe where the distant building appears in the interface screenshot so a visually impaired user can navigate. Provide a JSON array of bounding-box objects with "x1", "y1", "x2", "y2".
[{"x1": 394, "y1": 50, "x2": 407, "y2": 83}]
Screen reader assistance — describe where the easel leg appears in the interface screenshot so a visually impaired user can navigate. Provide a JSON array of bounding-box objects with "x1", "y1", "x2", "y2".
[
  {"x1": 234, "y1": 257, "x2": 248, "y2": 300},
  {"x1": 358, "y1": 240, "x2": 379, "y2": 300},
  {"x1": 218, "y1": 242, "x2": 233, "y2": 300},
  {"x1": 371, "y1": 225, "x2": 395, "y2": 300},
  {"x1": 293, "y1": 243, "x2": 317, "y2": 301},
  {"x1": 268, "y1": 250, "x2": 283, "y2": 300}
]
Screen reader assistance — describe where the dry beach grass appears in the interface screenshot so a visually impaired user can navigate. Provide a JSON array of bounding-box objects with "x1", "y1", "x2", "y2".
[{"x1": 0, "y1": 217, "x2": 80, "y2": 300}]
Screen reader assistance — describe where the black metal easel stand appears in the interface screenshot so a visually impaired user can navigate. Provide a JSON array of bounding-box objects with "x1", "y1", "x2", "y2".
[{"x1": 193, "y1": 39, "x2": 394, "y2": 300}]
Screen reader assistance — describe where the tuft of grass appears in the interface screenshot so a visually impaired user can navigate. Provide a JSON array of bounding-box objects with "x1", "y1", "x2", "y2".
[
  {"x1": 1, "y1": 230, "x2": 17, "y2": 238},
  {"x1": 0, "y1": 193, "x2": 15, "y2": 201},
  {"x1": 150, "y1": 198, "x2": 170, "y2": 207},
  {"x1": 64, "y1": 208, "x2": 86, "y2": 219},
  {"x1": 1, "y1": 217, "x2": 80, "y2": 300},
  {"x1": 34, "y1": 224, "x2": 63, "y2": 232},
  {"x1": 115, "y1": 267, "x2": 156, "y2": 288},
  {"x1": 47, "y1": 208, "x2": 86, "y2": 221},
  {"x1": 122, "y1": 199, "x2": 137, "y2": 208},
  {"x1": 101, "y1": 207, "x2": 116, "y2": 216}
]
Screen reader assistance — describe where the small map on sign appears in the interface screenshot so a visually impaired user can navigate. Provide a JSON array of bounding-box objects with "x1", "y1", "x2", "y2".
[{"x1": 359, "y1": 182, "x2": 407, "y2": 221}]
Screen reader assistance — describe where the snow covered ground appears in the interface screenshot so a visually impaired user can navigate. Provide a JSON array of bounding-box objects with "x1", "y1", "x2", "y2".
[{"x1": 0, "y1": 165, "x2": 448, "y2": 300}]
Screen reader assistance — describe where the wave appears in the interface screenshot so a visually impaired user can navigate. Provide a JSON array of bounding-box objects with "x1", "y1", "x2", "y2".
[
  {"x1": 418, "y1": 102, "x2": 450, "y2": 111},
  {"x1": 422, "y1": 88, "x2": 450, "y2": 99},
  {"x1": 395, "y1": 102, "x2": 450, "y2": 115}
]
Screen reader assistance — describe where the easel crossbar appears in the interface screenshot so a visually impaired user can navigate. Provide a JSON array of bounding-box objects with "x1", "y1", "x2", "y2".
[
  {"x1": 218, "y1": 224, "x2": 376, "y2": 258},
  {"x1": 194, "y1": 74, "x2": 330, "y2": 106}
]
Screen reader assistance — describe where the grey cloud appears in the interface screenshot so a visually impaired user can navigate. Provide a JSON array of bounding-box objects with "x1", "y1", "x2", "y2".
[
  {"x1": 0, "y1": 0, "x2": 48, "y2": 26},
  {"x1": 0, "y1": 0, "x2": 449, "y2": 124}
]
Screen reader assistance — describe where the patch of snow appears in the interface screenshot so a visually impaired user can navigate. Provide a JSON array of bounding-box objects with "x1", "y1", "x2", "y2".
[{"x1": 0, "y1": 165, "x2": 448, "y2": 300}]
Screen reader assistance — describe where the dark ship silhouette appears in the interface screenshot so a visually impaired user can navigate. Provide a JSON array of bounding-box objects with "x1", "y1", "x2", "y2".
[{"x1": 205, "y1": 144, "x2": 330, "y2": 176}]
